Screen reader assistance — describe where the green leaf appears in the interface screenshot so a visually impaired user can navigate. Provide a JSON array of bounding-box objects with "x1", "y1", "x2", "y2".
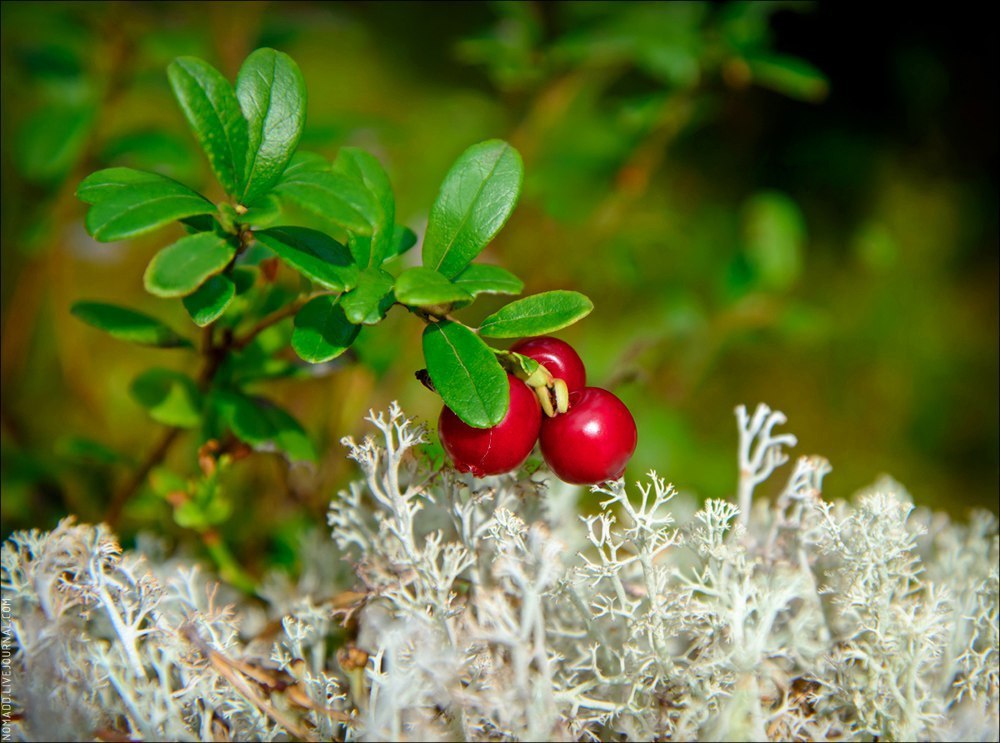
[
  {"x1": 423, "y1": 140, "x2": 524, "y2": 278},
  {"x1": 143, "y1": 232, "x2": 236, "y2": 298},
  {"x1": 16, "y1": 101, "x2": 94, "y2": 184},
  {"x1": 453, "y1": 263, "x2": 524, "y2": 297},
  {"x1": 478, "y1": 290, "x2": 593, "y2": 338},
  {"x1": 55, "y1": 436, "x2": 132, "y2": 467},
  {"x1": 213, "y1": 390, "x2": 315, "y2": 462},
  {"x1": 495, "y1": 349, "x2": 540, "y2": 378},
  {"x1": 232, "y1": 266, "x2": 258, "y2": 294},
  {"x1": 183, "y1": 273, "x2": 235, "y2": 326},
  {"x1": 167, "y1": 56, "x2": 248, "y2": 195},
  {"x1": 181, "y1": 214, "x2": 224, "y2": 235},
  {"x1": 240, "y1": 194, "x2": 282, "y2": 229},
  {"x1": 149, "y1": 467, "x2": 189, "y2": 499},
  {"x1": 745, "y1": 53, "x2": 829, "y2": 103},
  {"x1": 394, "y1": 267, "x2": 472, "y2": 308},
  {"x1": 272, "y1": 169, "x2": 379, "y2": 235},
  {"x1": 188, "y1": 472, "x2": 232, "y2": 527},
  {"x1": 742, "y1": 191, "x2": 805, "y2": 291},
  {"x1": 100, "y1": 130, "x2": 199, "y2": 184},
  {"x1": 291, "y1": 295, "x2": 359, "y2": 363},
  {"x1": 387, "y1": 224, "x2": 417, "y2": 259},
  {"x1": 77, "y1": 168, "x2": 215, "y2": 242},
  {"x1": 341, "y1": 268, "x2": 395, "y2": 325},
  {"x1": 282, "y1": 150, "x2": 329, "y2": 177},
  {"x1": 255, "y1": 227, "x2": 358, "y2": 291},
  {"x1": 422, "y1": 321, "x2": 508, "y2": 428},
  {"x1": 333, "y1": 147, "x2": 394, "y2": 266},
  {"x1": 130, "y1": 368, "x2": 203, "y2": 428},
  {"x1": 237, "y1": 48, "x2": 306, "y2": 205},
  {"x1": 71, "y1": 301, "x2": 192, "y2": 348}
]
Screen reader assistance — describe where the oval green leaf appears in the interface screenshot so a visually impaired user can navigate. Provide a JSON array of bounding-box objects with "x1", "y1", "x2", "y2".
[
  {"x1": 341, "y1": 268, "x2": 395, "y2": 325},
  {"x1": 291, "y1": 295, "x2": 359, "y2": 363},
  {"x1": 183, "y1": 273, "x2": 235, "y2": 327},
  {"x1": 478, "y1": 290, "x2": 594, "y2": 339},
  {"x1": 333, "y1": 147, "x2": 394, "y2": 266},
  {"x1": 742, "y1": 191, "x2": 805, "y2": 291},
  {"x1": 55, "y1": 436, "x2": 132, "y2": 467},
  {"x1": 130, "y1": 368, "x2": 202, "y2": 428},
  {"x1": 495, "y1": 349, "x2": 541, "y2": 379},
  {"x1": 272, "y1": 169, "x2": 378, "y2": 235},
  {"x1": 255, "y1": 227, "x2": 358, "y2": 291},
  {"x1": 394, "y1": 267, "x2": 472, "y2": 309},
  {"x1": 453, "y1": 263, "x2": 524, "y2": 297},
  {"x1": 70, "y1": 301, "x2": 192, "y2": 348},
  {"x1": 423, "y1": 321, "x2": 508, "y2": 428},
  {"x1": 423, "y1": 140, "x2": 524, "y2": 278},
  {"x1": 240, "y1": 194, "x2": 282, "y2": 229},
  {"x1": 143, "y1": 232, "x2": 236, "y2": 298},
  {"x1": 16, "y1": 101, "x2": 94, "y2": 185},
  {"x1": 387, "y1": 224, "x2": 417, "y2": 259},
  {"x1": 237, "y1": 48, "x2": 306, "y2": 205},
  {"x1": 77, "y1": 168, "x2": 215, "y2": 242},
  {"x1": 282, "y1": 150, "x2": 329, "y2": 177},
  {"x1": 212, "y1": 390, "x2": 315, "y2": 463},
  {"x1": 167, "y1": 56, "x2": 248, "y2": 196},
  {"x1": 745, "y1": 53, "x2": 829, "y2": 103}
]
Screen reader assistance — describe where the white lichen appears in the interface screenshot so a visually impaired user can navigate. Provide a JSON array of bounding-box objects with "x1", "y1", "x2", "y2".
[{"x1": 2, "y1": 402, "x2": 997, "y2": 741}]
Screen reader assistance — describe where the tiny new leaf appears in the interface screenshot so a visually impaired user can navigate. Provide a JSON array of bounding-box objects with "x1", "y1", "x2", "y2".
[
  {"x1": 130, "y1": 368, "x2": 203, "y2": 428},
  {"x1": 422, "y1": 321, "x2": 508, "y2": 428}
]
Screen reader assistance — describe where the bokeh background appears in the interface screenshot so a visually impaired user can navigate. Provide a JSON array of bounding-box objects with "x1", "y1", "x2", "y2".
[{"x1": 2, "y1": 2, "x2": 997, "y2": 573}]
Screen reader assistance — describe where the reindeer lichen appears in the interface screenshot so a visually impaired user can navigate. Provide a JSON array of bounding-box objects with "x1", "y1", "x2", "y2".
[{"x1": 3, "y1": 403, "x2": 997, "y2": 741}]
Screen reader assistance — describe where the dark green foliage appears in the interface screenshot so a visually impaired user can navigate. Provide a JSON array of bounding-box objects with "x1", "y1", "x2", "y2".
[
  {"x1": 69, "y1": 47, "x2": 593, "y2": 545},
  {"x1": 422, "y1": 322, "x2": 509, "y2": 429}
]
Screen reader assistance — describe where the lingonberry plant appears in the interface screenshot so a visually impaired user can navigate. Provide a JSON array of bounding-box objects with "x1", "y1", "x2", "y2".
[{"x1": 71, "y1": 48, "x2": 600, "y2": 574}]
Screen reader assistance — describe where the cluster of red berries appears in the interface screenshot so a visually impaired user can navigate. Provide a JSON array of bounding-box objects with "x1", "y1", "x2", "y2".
[{"x1": 438, "y1": 337, "x2": 637, "y2": 485}]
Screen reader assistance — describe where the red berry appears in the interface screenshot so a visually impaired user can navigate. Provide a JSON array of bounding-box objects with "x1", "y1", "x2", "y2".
[
  {"x1": 539, "y1": 387, "x2": 637, "y2": 485},
  {"x1": 510, "y1": 336, "x2": 587, "y2": 392},
  {"x1": 439, "y1": 374, "x2": 542, "y2": 477}
]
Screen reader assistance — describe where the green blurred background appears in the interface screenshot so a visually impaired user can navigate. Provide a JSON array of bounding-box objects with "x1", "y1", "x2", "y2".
[{"x1": 2, "y1": 2, "x2": 997, "y2": 572}]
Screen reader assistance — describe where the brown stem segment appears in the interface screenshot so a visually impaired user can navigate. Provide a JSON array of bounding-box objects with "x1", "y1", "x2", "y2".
[
  {"x1": 104, "y1": 426, "x2": 183, "y2": 526},
  {"x1": 103, "y1": 291, "x2": 319, "y2": 525},
  {"x1": 231, "y1": 297, "x2": 310, "y2": 351}
]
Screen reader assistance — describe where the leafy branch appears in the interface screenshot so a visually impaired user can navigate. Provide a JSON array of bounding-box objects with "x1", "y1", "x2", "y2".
[{"x1": 72, "y1": 47, "x2": 595, "y2": 584}]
